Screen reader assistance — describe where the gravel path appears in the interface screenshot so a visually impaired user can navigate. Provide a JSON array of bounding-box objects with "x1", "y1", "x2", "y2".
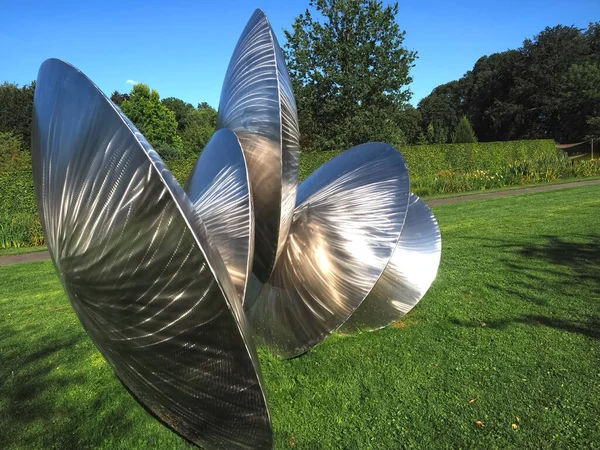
[{"x1": 2, "y1": 179, "x2": 599, "y2": 267}]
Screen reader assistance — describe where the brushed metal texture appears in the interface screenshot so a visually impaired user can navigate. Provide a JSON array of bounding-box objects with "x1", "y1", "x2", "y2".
[
  {"x1": 342, "y1": 193, "x2": 442, "y2": 331},
  {"x1": 245, "y1": 143, "x2": 411, "y2": 358},
  {"x1": 186, "y1": 129, "x2": 254, "y2": 305},
  {"x1": 218, "y1": 9, "x2": 300, "y2": 283},
  {"x1": 31, "y1": 58, "x2": 272, "y2": 450}
]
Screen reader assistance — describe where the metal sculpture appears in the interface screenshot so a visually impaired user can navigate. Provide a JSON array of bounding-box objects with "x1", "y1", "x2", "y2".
[
  {"x1": 342, "y1": 193, "x2": 442, "y2": 331},
  {"x1": 186, "y1": 128, "x2": 254, "y2": 303},
  {"x1": 32, "y1": 8, "x2": 441, "y2": 450},
  {"x1": 245, "y1": 143, "x2": 411, "y2": 357},
  {"x1": 218, "y1": 9, "x2": 300, "y2": 284},
  {"x1": 32, "y1": 59, "x2": 271, "y2": 450}
]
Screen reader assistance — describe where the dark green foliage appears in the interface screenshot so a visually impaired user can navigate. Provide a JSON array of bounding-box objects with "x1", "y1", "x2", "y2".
[
  {"x1": 179, "y1": 105, "x2": 217, "y2": 154},
  {"x1": 418, "y1": 80, "x2": 461, "y2": 143},
  {"x1": 110, "y1": 91, "x2": 130, "y2": 106},
  {"x1": 120, "y1": 84, "x2": 183, "y2": 158},
  {"x1": 0, "y1": 168, "x2": 40, "y2": 248},
  {"x1": 0, "y1": 81, "x2": 35, "y2": 149},
  {"x1": 419, "y1": 22, "x2": 600, "y2": 143},
  {"x1": 161, "y1": 97, "x2": 195, "y2": 129},
  {"x1": 451, "y1": 116, "x2": 477, "y2": 143},
  {"x1": 284, "y1": 0, "x2": 417, "y2": 152},
  {"x1": 0, "y1": 132, "x2": 31, "y2": 172},
  {"x1": 162, "y1": 98, "x2": 217, "y2": 155}
]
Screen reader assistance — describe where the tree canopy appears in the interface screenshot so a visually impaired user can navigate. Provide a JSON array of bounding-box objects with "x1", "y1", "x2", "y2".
[
  {"x1": 284, "y1": 0, "x2": 417, "y2": 151},
  {"x1": 0, "y1": 82, "x2": 35, "y2": 149},
  {"x1": 419, "y1": 23, "x2": 600, "y2": 143},
  {"x1": 119, "y1": 84, "x2": 183, "y2": 158}
]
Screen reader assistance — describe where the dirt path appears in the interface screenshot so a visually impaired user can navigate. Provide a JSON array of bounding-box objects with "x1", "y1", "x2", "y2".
[
  {"x1": 426, "y1": 179, "x2": 600, "y2": 206},
  {"x1": 1, "y1": 179, "x2": 599, "y2": 267}
]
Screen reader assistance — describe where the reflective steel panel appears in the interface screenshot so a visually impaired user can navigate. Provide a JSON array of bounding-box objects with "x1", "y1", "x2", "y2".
[
  {"x1": 343, "y1": 193, "x2": 442, "y2": 331},
  {"x1": 245, "y1": 143, "x2": 411, "y2": 358},
  {"x1": 32, "y1": 59, "x2": 272, "y2": 449},
  {"x1": 218, "y1": 8, "x2": 300, "y2": 283},
  {"x1": 186, "y1": 128, "x2": 254, "y2": 304}
]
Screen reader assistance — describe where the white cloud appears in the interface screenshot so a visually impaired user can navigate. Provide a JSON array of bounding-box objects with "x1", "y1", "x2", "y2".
[{"x1": 126, "y1": 79, "x2": 139, "y2": 85}]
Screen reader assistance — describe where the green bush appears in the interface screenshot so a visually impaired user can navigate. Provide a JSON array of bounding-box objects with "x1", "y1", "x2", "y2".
[{"x1": 1, "y1": 139, "x2": 598, "y2": 250}]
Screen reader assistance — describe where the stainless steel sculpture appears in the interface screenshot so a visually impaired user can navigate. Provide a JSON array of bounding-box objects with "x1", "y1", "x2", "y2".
[
  {"x1": 245, "y1": 143, "x2": 411, "y2": 357},
  {"x1": 218, "y1": 9, "x2": 300, "y2": 284},
  {"x1": 32, "y1": 8, "x2": 441, "y2": 449},
  {"x1": 186, "y1": 128, "x2": 254, "y2": 303},
  {"x1": 342, "y1": 193, "x2": 442, "y2": 331},
  {"x1": 32, "y1": 59, "x2": 271, "y2": 450}
]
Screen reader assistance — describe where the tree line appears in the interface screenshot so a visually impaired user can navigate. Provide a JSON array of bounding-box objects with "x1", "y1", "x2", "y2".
[
  {"x1": 1, "y1": 0, "x2": 599, "y2": 162},
  {"x1": 418, "y1": 23, "x2": 600, "y2": 144}
]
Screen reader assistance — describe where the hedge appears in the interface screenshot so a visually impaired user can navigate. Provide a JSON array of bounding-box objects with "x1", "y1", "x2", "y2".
[
  {"x1": 299, "y1": 139, "x2": 562, "y2": 181},
  {"x1": 2, "y1": 139, "x2": 599, "y2": 249}
]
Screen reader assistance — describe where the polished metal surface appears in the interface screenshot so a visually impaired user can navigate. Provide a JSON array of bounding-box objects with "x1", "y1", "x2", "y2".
[
  {"x1": 31, "y1": 59, "x2": 272, "y2": 450},
  {"x1": 186, "y1": 129, "x2": 254, "y2": 304},
  {"x1": 343, "y1": 193, "x2": 442, "y2": 331},
  {"x1": 245, "y1": 143, "x2": 411, "y2": 358},
  {"x1": 218, "y1": 8, "x2": 300, "y2": 283}
]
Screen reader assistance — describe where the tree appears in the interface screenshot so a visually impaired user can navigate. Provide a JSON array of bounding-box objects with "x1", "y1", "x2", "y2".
[
  {"x1": 284, "y1": 0, "x2": 417, "y2": 151},
  {"x1": 120, "y1": 84, "x2": 183, "y2": 158},
  {"x1": 0, "y1": 131, "x2": 30, "y2": 171},
  {"x1": 418, "y1": 80, "x2": 462, "y2": 143},
  {"x1": 162, "y1": 97, "x2": 195, "y2": 130},
  {"x1": 0, "y1": 81, "x2": 35, "y2": 149},
  {"x1": 451, "y1": 116, "x2": 477, "y2": 143},
  {"x1": 179, "y1": 105, "x2": 218, "y2": 154},
  {"x1": 110, "y1": 91, "x2": 130, "y2": 106},
  {"x1": 397, "y1": 104, "x2": 422, "y2": 145},
  {"x1": 419, "y1": 22, "x2": 600, "y2": 143}
]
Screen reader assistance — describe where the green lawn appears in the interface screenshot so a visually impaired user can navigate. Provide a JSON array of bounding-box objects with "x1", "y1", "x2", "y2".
[{"x1": 1, "y1": 186, "x2": 599, "y2": 449}]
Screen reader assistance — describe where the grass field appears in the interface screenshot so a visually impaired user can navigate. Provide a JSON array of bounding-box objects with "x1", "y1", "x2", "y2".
[{"x1": 1, "y1": 186, "x2": 599, "y2": 449}]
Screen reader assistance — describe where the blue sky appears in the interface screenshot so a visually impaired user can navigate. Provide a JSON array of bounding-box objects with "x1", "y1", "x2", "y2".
[{"x1": 2, "y1": 0, "x2": 598, "y2": 108}]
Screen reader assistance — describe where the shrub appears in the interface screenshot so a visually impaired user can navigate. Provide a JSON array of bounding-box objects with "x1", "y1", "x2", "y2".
[{"x1": 0, "y1": 132, "x2": 31, "y2": 172}]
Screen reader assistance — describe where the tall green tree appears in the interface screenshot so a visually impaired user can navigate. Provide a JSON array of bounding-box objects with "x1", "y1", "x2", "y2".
[
  {"x1": 162, "y1": 97, "x2": 195, "y2": 131},
  {"x1": 179, "y1": 104, "x2": 218, "y2": 154},
  {"x1": 120, "y1": 84, "x2": 183, "y2": 159},
  {"x1": 451, "y1": 116, "x2": 477, "y2": 143},
  {"x1": 0, "y1": 81, "x2": 35, "y2": 149},
  {"x1": 284, "y1": 0, "x2": 417, "y2": 151},
  {"x1": 418, "y1": 22, "x2": 600, "y2": 143}
]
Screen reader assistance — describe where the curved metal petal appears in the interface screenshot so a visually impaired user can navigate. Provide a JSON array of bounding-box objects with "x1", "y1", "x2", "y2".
[
  {"x1": 245, "y1": 143, "x2": 411, "y2": 358},
  {"x1": 218, "y1": 8, "x2": 300, "y2": 283},
  {"x1": 186, "y1": 128, "x2": 254, "y2": 305},
  {"x1": 31, "y1": 59, "x2": 272, "y2": 449},
  {"x1": 343, "y1": 193, "x2": 442, "y2": 331}
]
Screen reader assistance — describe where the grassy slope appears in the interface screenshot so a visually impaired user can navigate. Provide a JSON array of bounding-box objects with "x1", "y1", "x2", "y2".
[{"x1": 1, "y1": 186, "x2": 599, "y2": 449}]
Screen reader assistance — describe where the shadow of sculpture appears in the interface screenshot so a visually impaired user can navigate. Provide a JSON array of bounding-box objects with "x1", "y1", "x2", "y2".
[{"x1": 449, "y1": 233, "x2": 600, "y2": 340}]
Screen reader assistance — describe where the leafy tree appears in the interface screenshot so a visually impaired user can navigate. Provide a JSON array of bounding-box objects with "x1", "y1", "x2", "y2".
[
  {"x1": 162, "y1": 97, "x2": 195, "y2": 130},
  {"x1": 110, "y1": 91, "x2": 130, "y2": 106},
  {"x1": 418, "y1": 80, "x2": 462, "y2": 143},
  {"x1": 180, "y1": 105, "x2": 218, "y2": 154},
  {"x1": 397, "y1": 104, "x2": 422, "y2": 145},
  {"x1": 284, "y1": 0, "x2": 417, "y2": 151},
  {"x1": 419, "y1": 22, "x2": 600, "y2": 143},
  {"x1": 451, "y1": 116, "x2": 477, "y2": 143},
  {"x1": 0, "y1": 132, "x2": 30, "y2": 172},
  {"x1": 0, "y1": 82, "x2": 35, "y2": 149},
  {"x1": 120, "y1": 84, "x2": 182, "y2": 158},
  {"x1": 424, "y1": 123, "x2": 434, "y2": 144}
]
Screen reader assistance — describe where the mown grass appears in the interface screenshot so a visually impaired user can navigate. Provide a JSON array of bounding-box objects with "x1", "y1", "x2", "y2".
[{"x1": 1, "y1": 186, "x2": 599, "y2": 449}]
